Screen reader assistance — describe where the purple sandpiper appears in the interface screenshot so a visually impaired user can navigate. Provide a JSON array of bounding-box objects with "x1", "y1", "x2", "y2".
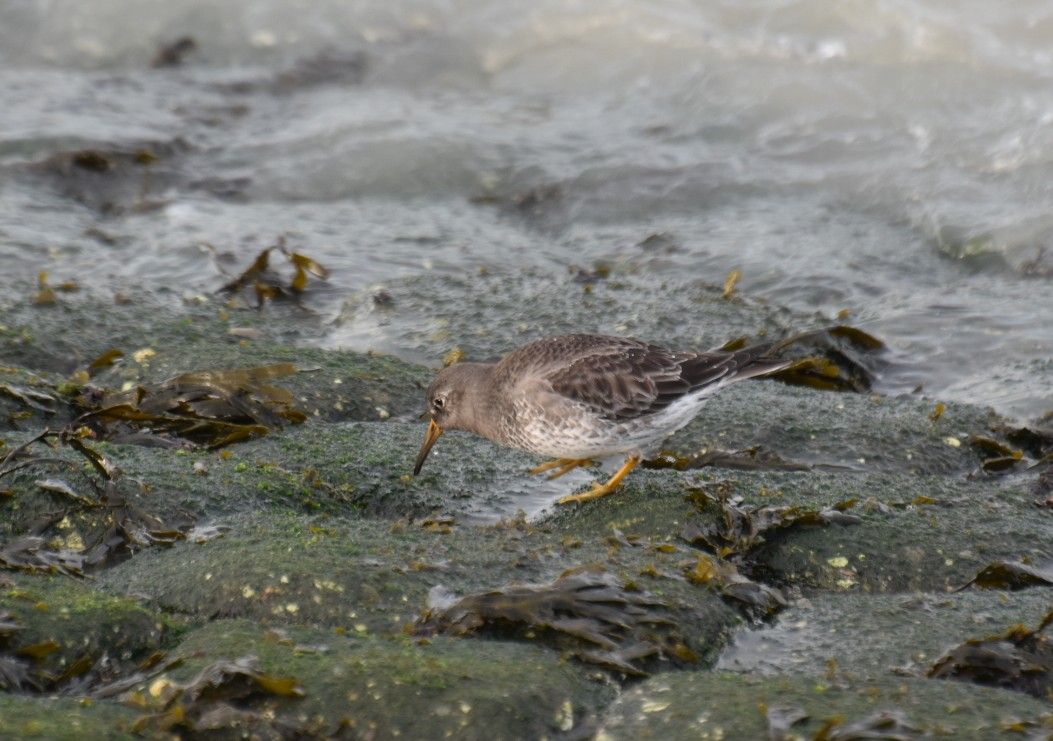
[{"x1": 413, "y1": 334, "x2": 791, "y2": 504}]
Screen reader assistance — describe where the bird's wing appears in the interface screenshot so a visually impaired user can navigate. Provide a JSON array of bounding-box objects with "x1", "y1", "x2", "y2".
[
  {"x1": 538, "y1": 338, "x2": 741, "y2": 422},
  {"x1": 496, "y1": 334, "x2": 789, "y2": 423}
]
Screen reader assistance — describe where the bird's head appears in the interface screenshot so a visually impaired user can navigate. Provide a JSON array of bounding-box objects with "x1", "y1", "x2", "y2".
[{"x1": 413, "y1": 362, "x2": 490, "y2": 475}]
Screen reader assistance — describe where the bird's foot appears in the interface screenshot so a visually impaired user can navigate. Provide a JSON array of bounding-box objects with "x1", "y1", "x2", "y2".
[
  {"x1": 529, "y1": 458, "x2": 594, "y2": 480},
  {"x1": 557, "y1": 481, "x2": 620, "y2": 504},
  {"x1": 556, "y1": 455, "x2": 640, "y2": 505}
]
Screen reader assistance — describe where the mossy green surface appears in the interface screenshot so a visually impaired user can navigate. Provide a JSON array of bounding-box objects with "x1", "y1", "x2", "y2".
[
  {"x1": 0, "y1": 574, "x2": 175, "y2": 679},
  {"x1": 0, "y1": 297, "x2": 428, "y2": 423},
  {"x1": 545, "y1": 466, "x2": 1049, "y2": 593},
  {"x1": 155, "y1": 618, "x2": 615, "y2": 740},
  {"x1": 668, "y1": 380, "x2": 992, "y2": 476},
  {"x1": 597, "y1": 671, "x2": 1053, "y2": 740},
  {"x1": 0, "y1": 695, "x2": 137, "y2": 739},
  {"x1": 1, "y1": 281, "x2": 1050, "y2": 736},
  {"x1": 98, "y1": 512, "x2": 742, "y2": 669}
]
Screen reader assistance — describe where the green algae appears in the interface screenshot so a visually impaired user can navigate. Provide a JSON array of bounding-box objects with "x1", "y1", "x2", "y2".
[
  {"x1": 0, "y1": 297, "x2": 428, "y2": 424},
  {"x1": 151, "y1": 618, "x2": 615, "y2": 739},
  {"x1": 98, "y1": 512, "x2": 742, "y2": 672},
  {"x1": 596, "y1": 672, "x2": 1053, "y2": 740},
  {"x1": 0, "y1": 695, "x2": 137, "y2": 739},
  {"x1": 668, "y1": 381, "x2": 991, "y2": 476},
  {"x1": 546, "y1": 467, "x2": 1050, "y2": 593},
  {"x1": 0, "y1": 573, "x2": 178, "y2": 688}
]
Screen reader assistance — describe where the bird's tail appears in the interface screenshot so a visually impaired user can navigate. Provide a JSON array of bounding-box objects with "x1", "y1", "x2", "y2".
[
  {"x1": 727, "y1": 345, "x2": 794, "y2": 382},
  {"x1": 710, "y1": 326, "x2": 885, "y2": 391}
]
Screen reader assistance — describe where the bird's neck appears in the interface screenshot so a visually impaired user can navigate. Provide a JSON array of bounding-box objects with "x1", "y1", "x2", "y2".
[{"x1": 452, "y1": 362, "x2": 503, "y2": 440}]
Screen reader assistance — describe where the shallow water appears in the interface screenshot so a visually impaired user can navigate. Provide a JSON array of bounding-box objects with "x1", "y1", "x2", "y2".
[{"x1": 1, "y1": 0, "x2": 1051, "y2": 420}]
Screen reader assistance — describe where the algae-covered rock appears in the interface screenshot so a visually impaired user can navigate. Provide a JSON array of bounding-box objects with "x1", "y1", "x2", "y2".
[
  {"x1": 0, "y1": 574, "x2": 174, "y2": 688},
  {"x1": 0, "y1": 420, "x2": 550, "y2": 538},
  {"x1": 545, "y1": 466, "x2": 1050, "y2": 593},
  {"x1": 0, "y1": 297, "x2": 428, "y2": 423},
  {"x1": 668, "y1": 381, "x2": 990, "y2": 476},
  {"x1": 0, "y1": 695, "x2": 137, "y2": 740},
  {"x1": 99, "y1": 512, "x2": 742, "y2": 672},
  {"x1": 150, "y1": 618, "x2": 615, "y2": 739},
  {"x1": 717, "y1": 589, "x2": 1053, "y2": 682},
  {"x1": 596, "y1": 671, "x2": 1052, "y2": 740},
  {"x1": 2, "y1": 273, "x2": 1048, "y2": 739}
]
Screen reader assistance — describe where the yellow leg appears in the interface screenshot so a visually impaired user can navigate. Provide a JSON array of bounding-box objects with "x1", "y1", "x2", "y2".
[
  {"x1": 529, "y1": 458, "x2": 593, "y2": 479},
  {"x1": 557, "y1": 455, "x2": 640, "y2": 505}
]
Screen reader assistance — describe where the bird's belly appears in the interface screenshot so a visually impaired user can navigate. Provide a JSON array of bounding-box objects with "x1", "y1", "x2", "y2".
[{"x1": 505, "y1": 393, "x2": 710, "y2": 459}]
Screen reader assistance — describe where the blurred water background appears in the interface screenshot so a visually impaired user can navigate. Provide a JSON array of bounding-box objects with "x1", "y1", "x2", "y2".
[{"x1": 1, "y1": 0, "x2": 1050, "y2": 421}]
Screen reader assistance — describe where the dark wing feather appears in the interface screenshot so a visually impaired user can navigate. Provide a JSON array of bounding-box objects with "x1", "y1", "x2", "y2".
[
  {"x1": 497, "y1": 334, "x2": 788, "y2": 423},
  {"x1": 538, "y1": 336, "x2": 779, "y2": 422}
]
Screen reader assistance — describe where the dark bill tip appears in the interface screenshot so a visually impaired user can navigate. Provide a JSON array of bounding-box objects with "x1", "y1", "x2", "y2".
[{"x1": 413, "y1": 418, "x2": 443, "y2": 475}]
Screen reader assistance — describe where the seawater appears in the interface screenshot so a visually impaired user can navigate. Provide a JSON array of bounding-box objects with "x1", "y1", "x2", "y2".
[{"x1": 1, "y1": 0, "x2": 1050, "y2": 420}]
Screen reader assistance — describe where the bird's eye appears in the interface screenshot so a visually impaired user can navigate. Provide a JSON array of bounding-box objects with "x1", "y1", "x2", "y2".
[{"x1": 432, "y1": 397, "x2": 445, "y2": 410}]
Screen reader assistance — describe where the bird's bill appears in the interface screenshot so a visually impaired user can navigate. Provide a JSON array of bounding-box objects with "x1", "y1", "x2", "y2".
[{"x1": 413, "y1": 419, "x2": 444, "y2": 475}]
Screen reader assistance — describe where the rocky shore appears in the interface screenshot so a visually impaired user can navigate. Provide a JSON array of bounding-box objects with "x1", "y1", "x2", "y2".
[{"x1": 1, "y1": 273, "x2": 1050, "y2": 739}]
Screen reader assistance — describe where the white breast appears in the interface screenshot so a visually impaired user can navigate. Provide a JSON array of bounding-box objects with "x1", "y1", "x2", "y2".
[{"x1": 507, "y1": 386, "x2": 720, "y2": 460}]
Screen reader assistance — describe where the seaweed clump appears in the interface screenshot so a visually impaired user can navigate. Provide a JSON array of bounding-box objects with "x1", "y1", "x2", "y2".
[
  {"x1": 75, "y1": 362, "x2": 306, "y2": 449},
  {"x1": 721, "y1": 325, "x2": 886, "y2": 393},
  {"x1": 128, "y1": 655, "x2": 305, "y2": 735},
  {"x1": 414, "y1": 571, "x2": 685, "y2": 676},
  {"x1": 675, "y1": 485, "x2": 860, "y2": 619},
  {"x1": 929, "y1": 609, "x2": 1053, "y2": 700},
  {"x1": 216, "y1": 237, "x2": 329, "y2": 309},
  {"x1": 958, "y1": 560, "x2": 1053, "y2": 591}
]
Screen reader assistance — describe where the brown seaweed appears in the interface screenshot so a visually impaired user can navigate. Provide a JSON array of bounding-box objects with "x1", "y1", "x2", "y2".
[
  {"x1": 76, "y1": 363, "x2": 305, "y2": 449},
  {"x1": 680, "y1": 492, "x2": 861, "y2": 559},
  {"x1": 130, "y1": 655, "x2": 304, "y2": 735},
  {"x1": 645, "y1": 446, "x2": 812, "y2": 473},
  {"x1": 0, "y1": 384, "x2": 58, "y2": 414},
  {"x1": 814, "y1": 710, "x2": 922, "y2": 740},
  {"x1": 0, "y1": 428, "x2": 193, "y2": 574},
  {"x1": 217, "y1": 238, "x2": 329, "y2": 308},
  {"x1": 683, "y1": 553, "x2": 787, "y2": 620},
  {"x1": 958, "y1": 560, "x2": 1053, "y2": 591},
  {"x1": 151, "y1": 36, "x2": 198, "y2": 68},
  {"x1": 993, "y1": 416, "x2": 1053, "y2": 459},
  {"x1": 0, "y1": 536, "x2": 84, "y2": 577},
  {"x1": 928, "y1": 609, "x2": 1053, "y2": 699},
  {"x1": 766, "y1": 325, "x2": 886, "y2": 393},
  {"x1": 414, "y1": 572, "x2": 679, "y2": 676}
]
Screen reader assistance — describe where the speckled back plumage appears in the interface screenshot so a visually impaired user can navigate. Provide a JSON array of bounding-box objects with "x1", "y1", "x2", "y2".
[{"x1": 479, "y1": 334, "x2": 789, "y2": 459}]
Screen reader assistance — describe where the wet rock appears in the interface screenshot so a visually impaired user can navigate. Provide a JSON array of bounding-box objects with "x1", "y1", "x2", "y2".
[
  {"x1": 153, "y1": 619, "x2": 613, "y2": 739},
  {"x1": 332, "y1": 269, "x2": 797, "y2": 365},
  {"x1": 0, "y1": 574, "x2": 171, "y2": 689},
  {"x1": 596, "y1": 672, "x2": 1052, "y2": 740},
  {"x1": 0, "y1": 695, "x2": 136, "y2": 739},
  {"x1": 0, "y1": 298, "x2": 428, "y2": 423},
  {"x1": 717, "y1": 590, "x2": 1053, "y2": 682},
  {"x1": 98, "y1": 512, "x2": 741, "y2": 672},
  {"x1": 2, "y1": 275, "x2": 1049, "y2": 738},
  {"x1": 0, "y1": 421, "x2": 544, "y2": 532},
  {"x1": 546, "y1": 467, "x2": 1050, "y2": 593},
  {"x1": 668, "y1": 381, "x2": 990, "y2": 476}
]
